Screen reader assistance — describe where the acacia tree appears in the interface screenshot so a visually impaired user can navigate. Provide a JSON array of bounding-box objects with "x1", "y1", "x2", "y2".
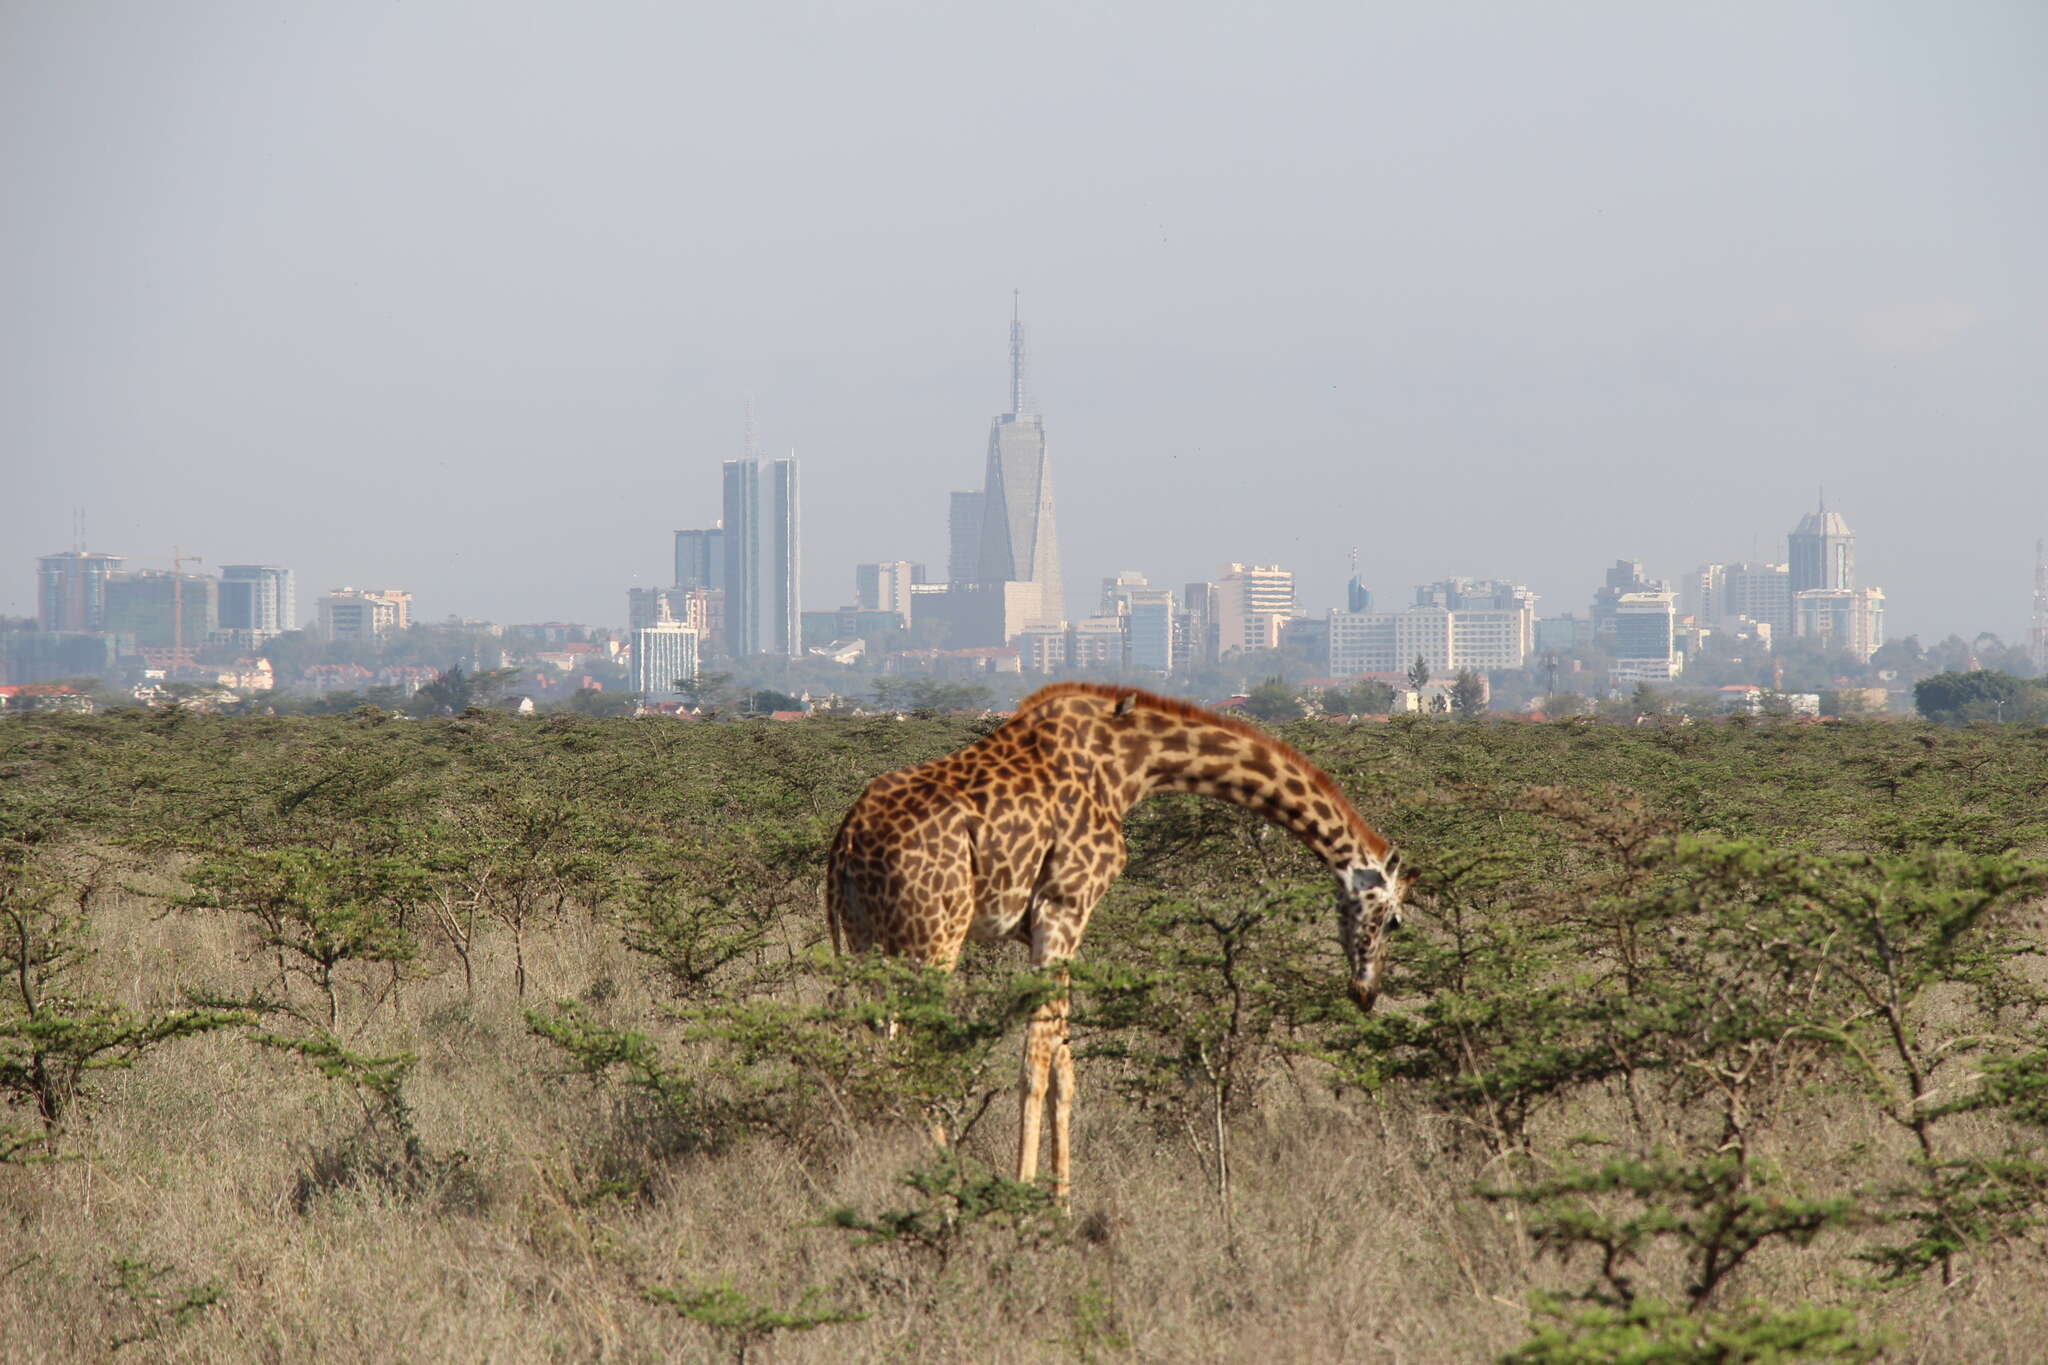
[
  {"x1": 1240, "y1": 677, "x2": 1304, "y2": 724},
  {"x1": 1407, "y1": 654, "x2": 1431, "y2": 698},
  {"x1": 1450, "y1": 668, "x2": 1486, "y2": 719},
  {"x1": 2, "y1": 803, "x2": 242, "y2": 1149},
  {"x1": 1914, "y1": 669, "x2": 2039, "y2": 724}
]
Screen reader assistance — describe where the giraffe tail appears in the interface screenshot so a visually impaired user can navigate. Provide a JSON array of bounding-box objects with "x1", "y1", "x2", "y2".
[{"x1": 825, "y1": 861, "x2": 850, "y2": 957}]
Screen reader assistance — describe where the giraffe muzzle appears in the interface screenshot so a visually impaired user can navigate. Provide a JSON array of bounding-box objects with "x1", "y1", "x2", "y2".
[{"x1": 1349, "y1": 961, "x2": 1383, "y2": 1013}]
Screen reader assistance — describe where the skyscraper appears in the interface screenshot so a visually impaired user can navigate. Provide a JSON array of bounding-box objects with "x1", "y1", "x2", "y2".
[
  {"x1": 768, "y1": 456, "x2": 801, "y2": 657},
  {"x1": 1788, "y1": 498, "x2": 1855, "y2": 595},
  {"x1": 973, "y1": 300, "x2": 1062, "y2": 626},
  {"x1": 721, "y1": 457, "x2": 759, "y2": 654},
  {"x1": 721, "y1": 446, "x2": 801, "y2": 658}
]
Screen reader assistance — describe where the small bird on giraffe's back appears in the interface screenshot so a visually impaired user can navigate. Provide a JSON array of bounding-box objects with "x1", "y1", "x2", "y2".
[{"x1": 826, "y1": 682, "x2": 1413, "y2": 1202}]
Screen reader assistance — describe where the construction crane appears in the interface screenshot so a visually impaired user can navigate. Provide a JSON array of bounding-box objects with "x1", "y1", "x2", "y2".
[
  {"x1": 129, "y1": 548, "x2": 205, "y2": 658},
  {"x1": 170, "y1": 547, "x2": 202, "y2": 657}
]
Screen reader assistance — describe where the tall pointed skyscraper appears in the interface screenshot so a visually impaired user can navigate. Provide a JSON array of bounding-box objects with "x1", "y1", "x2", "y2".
[{"x1": 974, "y1": 297, "x2": 1063, "y2": 626}]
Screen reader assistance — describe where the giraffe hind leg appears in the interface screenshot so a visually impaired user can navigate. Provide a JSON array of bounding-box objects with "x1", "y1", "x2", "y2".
[{"x1": 1017, "y1": 1003, "x2": 1056, "y2": 1185}]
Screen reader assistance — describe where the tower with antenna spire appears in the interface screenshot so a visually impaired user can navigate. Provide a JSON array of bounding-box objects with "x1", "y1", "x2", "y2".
[
  {"x1": 1008, "y1": 289, "x2": 1031, "y2": 417},
  {"x1": 974, "y1": 296, "x2": 1062, "y2": 628},
  {"x1": 1346, "y1": 547, "x2": 1372, "y2": 613}
]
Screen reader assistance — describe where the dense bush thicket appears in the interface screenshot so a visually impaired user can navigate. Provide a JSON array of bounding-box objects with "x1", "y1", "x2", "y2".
[{"x1": 4, "y1": 705, "x2": 2048, "y2": 1361}]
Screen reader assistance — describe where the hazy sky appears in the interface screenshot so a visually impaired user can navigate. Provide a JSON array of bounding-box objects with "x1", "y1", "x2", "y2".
[{"x1": 5, "y1": 2, "x2": 2044, "y2": 642}]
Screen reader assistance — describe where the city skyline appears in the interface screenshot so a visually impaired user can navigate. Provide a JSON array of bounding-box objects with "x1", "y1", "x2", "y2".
[
  {"x1": 9, "y1": 315, "x2": 2037, "y2": 646},
  {"x1": 15, "y1": 441, "x2": 2042, "y2": 652},
  {"x1": 6, "y1": 4, "x2": 2042, "y2": 642}
]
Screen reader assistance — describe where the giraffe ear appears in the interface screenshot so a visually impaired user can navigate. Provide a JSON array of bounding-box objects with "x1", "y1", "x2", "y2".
[{"x1": 1112, "y1": 693, "x2": 1136, "y2": 719}]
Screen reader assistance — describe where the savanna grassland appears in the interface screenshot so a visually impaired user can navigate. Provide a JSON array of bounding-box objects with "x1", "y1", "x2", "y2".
[{"x1": 5, "y1": 706, "x2": 2048, "y2": 1363}]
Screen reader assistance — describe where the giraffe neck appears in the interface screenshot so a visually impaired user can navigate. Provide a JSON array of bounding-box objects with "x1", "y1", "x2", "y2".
[{"x1": 1109, "y1": 707, "x2": 1386, "y2": 873}]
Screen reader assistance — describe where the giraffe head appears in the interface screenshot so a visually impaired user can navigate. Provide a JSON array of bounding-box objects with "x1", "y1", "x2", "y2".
[{"x1": 1339, "y1": 850, "x2": 1410, "y2": 1012}]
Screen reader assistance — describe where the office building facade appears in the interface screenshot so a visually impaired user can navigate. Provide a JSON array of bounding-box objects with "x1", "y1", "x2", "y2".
[
  {"x1": 318, "y1": 588, "x2": 412, "y2": 642},
  {"x1": 1721, "y1": 561, "x2": 1792, "y2": 635},
  {"x1": 947, "y1": 491, "x2": 984, "y2": 586},
  {"x1": 721, "y1": 454, "x2": 801, "y2": 657},
  {"x1": 674, "y1": 527, "x2": 725, "y2": 592},
  {"x1": 1611, "y1": 591, "x2": 1682, "y2": 682},
  {"x1": 37, "y1": 552, "x2": 125, "y2": 632},
  {"x1": 1215, "y1": 563, "x2": 1295, "y2": 657},
  {"x1": 856, "y1": 561, "x2": 924, "y2": 617},
  {"x1": 218, "y1": 564, "x2": 296, "y2": 638},
  {"x1": 103, "y1": 571, "x2": 218, "y2": 651},
  {"x1": 1794, "y1": 587, "x2": 1886, "y2": 662},
  {"x1": 633, "y1": 621, "x2": 701, "y2": 697}
]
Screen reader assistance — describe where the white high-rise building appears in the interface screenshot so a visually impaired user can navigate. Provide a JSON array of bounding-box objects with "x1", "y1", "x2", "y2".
[
  {"x1": 1216, "y1": 563, "x2": 1295, "y2": 656},
  {"x1": 633, "y1": 619, "x2": 701, "y2": 697},
  {"x1": 1611, "y1": 591, "x2": 1682, "y2": 682},
  {"x1": 318, "y1": 588, "x2": 412, "y2": 641},
  {"x1": 1328, "y1": 580, "x2": 1535, "y2": 676}
]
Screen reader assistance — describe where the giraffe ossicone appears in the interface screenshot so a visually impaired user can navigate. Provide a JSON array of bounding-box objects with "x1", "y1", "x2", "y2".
[{"x1": 826, "y1": 682, "x2": 1412, "y2": 1200}]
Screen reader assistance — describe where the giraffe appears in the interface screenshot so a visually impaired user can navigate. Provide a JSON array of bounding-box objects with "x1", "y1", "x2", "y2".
[{"x1": 826, "y1": 682, "x2": 1411, "y2": 1201}]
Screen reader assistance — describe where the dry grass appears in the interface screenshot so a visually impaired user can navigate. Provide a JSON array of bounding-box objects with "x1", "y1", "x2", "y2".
[{"x1": 7, "y1": 869, "x2": 2048, "y2": 1365}]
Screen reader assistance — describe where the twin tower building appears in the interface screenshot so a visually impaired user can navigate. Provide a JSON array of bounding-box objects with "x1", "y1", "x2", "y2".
[{"x1": 666, "y1": 303, "x2": 1064, "y2": 662}]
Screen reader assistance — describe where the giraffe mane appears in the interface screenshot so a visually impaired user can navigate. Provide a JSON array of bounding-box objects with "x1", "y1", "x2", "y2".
[{"x1": 1013, "y1": 682, "x2": 1391, "y2": 860}]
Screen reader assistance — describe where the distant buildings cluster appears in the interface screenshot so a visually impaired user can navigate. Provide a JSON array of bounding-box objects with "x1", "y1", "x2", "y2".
[
  {"x1": 16, "y1": 550, "x2": 439, "y2": 695},
  {"x1": 19, "y1": 551, "x2": 301, "y2": 686},
  {"x1": 12, "y1": 301, "x2": 1981, "y2": 715}
]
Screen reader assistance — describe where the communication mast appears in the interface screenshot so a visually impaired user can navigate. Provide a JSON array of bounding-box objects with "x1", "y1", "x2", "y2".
[
  {"x1": 2033, "y1": 538, "x2": 2047, "y2": 675},
  {"x1": 1008, "y1": 290, "x2": 1033, "y2": 417}
]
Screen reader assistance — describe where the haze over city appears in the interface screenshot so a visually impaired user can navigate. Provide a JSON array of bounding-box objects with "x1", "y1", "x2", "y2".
[{"x1": 5, "y1": 2, "x2": 2044, "y2": 640}]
